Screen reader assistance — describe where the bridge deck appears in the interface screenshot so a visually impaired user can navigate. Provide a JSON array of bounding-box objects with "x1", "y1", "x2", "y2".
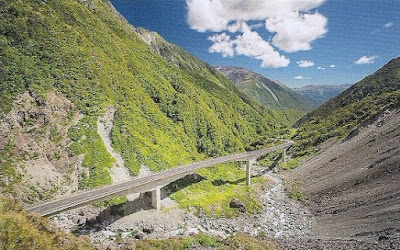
[{"x1": 26, "y1": 141, "x2": 292, "y2": 216}]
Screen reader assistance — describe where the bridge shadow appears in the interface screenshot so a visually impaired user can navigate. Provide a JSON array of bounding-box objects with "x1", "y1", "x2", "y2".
[
  {"x1": 73, "y1": 174, "x2": 205, "y2": 234},
  {"x1": 211, "y1": 178, "x2": 246, "y2": 186}
]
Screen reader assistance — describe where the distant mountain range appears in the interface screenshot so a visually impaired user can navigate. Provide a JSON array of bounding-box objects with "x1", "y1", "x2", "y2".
[
  {"x1": 217, "y1": 66, "x2": 312, "y2": 123},
  {"x1": 292, "y1": 84, "x2": 351, "y2": 108}
]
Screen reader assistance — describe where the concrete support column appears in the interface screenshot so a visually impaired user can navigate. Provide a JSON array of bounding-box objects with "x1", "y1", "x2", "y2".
[
  {"x1": 151, "y1": 186, "x2": 161, "y2": 210},
  {"x1": 246, "y1": 159, "x2": 256, "y2": 186},
  {"x1": 282, "y1": 149, "x2": 287, "y2": 163}
]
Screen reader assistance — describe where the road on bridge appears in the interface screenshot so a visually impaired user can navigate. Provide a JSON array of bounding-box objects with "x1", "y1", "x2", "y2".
[{"x1": 27, "y1": 141, "x2": 293, "y2": 216}]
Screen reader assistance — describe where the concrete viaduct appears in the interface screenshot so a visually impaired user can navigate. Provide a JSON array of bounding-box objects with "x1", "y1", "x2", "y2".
[{"x1": 27, "y1": 141, "x2": 293, "y2": 216}]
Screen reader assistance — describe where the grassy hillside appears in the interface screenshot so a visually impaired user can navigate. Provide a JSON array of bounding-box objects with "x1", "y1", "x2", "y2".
[
  {"x1": 0, "y1": 0, "x2": 289, "y2": 196},
  {"x1": 293, "y1": 57, "x2": 400, "y2": 156},
  {"x1": 217, "y1": 66, "x2": 312, "y2": 124},
  {"x1": 0, "y1": 197, "x2": 94, "y2": 250}
]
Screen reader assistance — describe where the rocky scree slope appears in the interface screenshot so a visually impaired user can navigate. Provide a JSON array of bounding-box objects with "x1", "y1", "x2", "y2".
[
  {"x1": 287, "y1": 109, "x2": 400, "y2": 249},
  {"x1": 0, "y1": 0, "x2": 288, "y2": 204},
  {"x1": 285, "y1": 57, "x2": 400, "y2": 248},
  {"x1": 217, "y1": 66, "x2": 313, "y2": 124}
]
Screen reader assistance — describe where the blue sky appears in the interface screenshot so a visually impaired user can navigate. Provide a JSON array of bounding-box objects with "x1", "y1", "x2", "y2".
[{"x1": 111, "y1": 0, "x2": 399, "y2": 87}]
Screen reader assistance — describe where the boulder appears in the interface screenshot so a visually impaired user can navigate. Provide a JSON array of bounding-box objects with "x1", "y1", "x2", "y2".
[
  {"x1": 229, "y1": 198, "x2": 246, "y2": 213},
  {"x1": 142, "y1": 225, "x2": 154, "y2": 234},
  {"x1": 135, "y1": 232, "x2": 146, "y2": 240}
]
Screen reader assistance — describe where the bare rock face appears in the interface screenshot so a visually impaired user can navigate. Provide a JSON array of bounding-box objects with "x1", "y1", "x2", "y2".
[
  {"x1": 0, "y1": 92, "x2": 85, "y2": 204},
  {"x1": 229, "y1": 198, "x2": 246, "y2": 213}
]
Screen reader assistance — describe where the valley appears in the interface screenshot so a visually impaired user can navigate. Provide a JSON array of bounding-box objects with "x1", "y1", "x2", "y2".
[{"x1": 1, "y1": 0, "x2": 399, "y2": 249}]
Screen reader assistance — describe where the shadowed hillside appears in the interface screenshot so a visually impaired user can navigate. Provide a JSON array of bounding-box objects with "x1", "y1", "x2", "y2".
[{"x1": 217, "y1": 66, "x2": 312, "y2": 124}]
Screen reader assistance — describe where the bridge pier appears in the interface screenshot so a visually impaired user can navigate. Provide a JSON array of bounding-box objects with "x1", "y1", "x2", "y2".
[
  {"x1": 246, "y1": 159, "x2": 256, "y2": 186},
  {"x1": 150, "y1": 186, "x2": 161, "y2": 211},
  {"x1": 282, "y1": 149, "x2": 287, "y2": 163}
]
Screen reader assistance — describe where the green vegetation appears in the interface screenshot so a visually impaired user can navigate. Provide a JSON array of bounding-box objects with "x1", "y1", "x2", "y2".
[
  {"x1": 0, "y1": 0, "x2": 290, "y2": 190},
  {"x1": 294, "y1": 57, "x2": 400, "y2": 156},
  {"x1": 0, "y1": 197, "x2": 94, "y2": 250},
  {"x1": 134, "y1": 233, "x2": 277, "y2": 250},
  {"x1": 257, "y1": 150, "x2": 282, "y2": 168},
  {"x1": 286, "y1": 181, "x2": 305, "y2": 201},
  {"x1": 68, "y1": 116, "x2": 114, "y2": 188},
  {"x1": 280, "y1": 157, "x2": 300, "y2": 170},
  {"x1": 0, "y1": 141, "x2": 22, "y2": 195},
  {"x1": 170, "y1": 163, "x2": 265, "y2": 217}
]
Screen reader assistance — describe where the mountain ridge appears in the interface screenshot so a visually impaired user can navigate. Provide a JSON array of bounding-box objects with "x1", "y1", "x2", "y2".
[
  {"x1": 292, "y1": 84, "x2": 352, "y2": 108},
  {"x1": 217, "y1": 66, "x2": 313, "y2": 123}
]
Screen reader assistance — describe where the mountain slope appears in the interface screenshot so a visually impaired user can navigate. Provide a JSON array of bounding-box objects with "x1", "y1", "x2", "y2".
[
  {"x1": 0, "y1": 0, "x2": 287, "y2": 203},
  {"x1": 217, "y1": 66, "x2": 312, "y2": 123},
  {"x1": 292, "y1": 84, "x2": 351, "y2": 108},
  {"x1": 286, "y1": 58, "x2": 400, "y2": 244},
  {"x1": 294, "y1": 57, "x2": 400, "y2": 156}
]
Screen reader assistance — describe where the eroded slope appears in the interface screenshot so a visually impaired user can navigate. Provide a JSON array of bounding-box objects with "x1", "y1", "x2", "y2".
[{"x1": 288, "y1": 109, "x2": 400, "y2": 241}]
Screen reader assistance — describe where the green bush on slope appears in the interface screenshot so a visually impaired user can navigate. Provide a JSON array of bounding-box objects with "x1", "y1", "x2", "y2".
[
  {"x1": 0, "y1": 197, "x2": 94, "y2": 250},
  {"x1": 0, "y1": 0, "x2": 289, "y2": 189}
]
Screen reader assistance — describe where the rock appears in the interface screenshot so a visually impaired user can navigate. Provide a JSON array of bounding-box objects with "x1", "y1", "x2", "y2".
[
  {"x1": 102, "y1": 230, "x2": 117, "y2": 238},
  {"x1": 72, "y1": 216, "x2": 79, "y2": 224},
  {"x1": 135, "y1": 232, "x2": 146, "y2": 240},
  {"x1": 169, "y1": 229, "x2": 184, "y2": 238},
  {"x1": 142, "y1": 225, "x2": 154, "y2": 234},
  {"x1": 72, "y1": 216, "x2": 87, "y2": 226},
  {"x1": 121, "y1": 231, "x2": 134, "y2": 238},
  {"x1": 78, "y1": 217, "x2": 87, "y2": 226},
  {"x1": 184, "y1": 227, "x2": 199, "y2": 236},
  {"x1": 229, "y1": 198, "x2": 246, "y2": 213}
]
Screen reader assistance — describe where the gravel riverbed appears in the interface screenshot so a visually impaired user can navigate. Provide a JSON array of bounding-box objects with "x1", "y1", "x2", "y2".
[{"x1": 52, "y1": 167, "x2": 316, "y2": 249}]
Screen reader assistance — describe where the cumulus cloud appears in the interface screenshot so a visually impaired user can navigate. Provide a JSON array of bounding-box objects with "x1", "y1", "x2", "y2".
[
  {"x1": 234, "y1": 26, "x2": 290, "y2": 68},
  {"x1": 186, "y1": 0, "x2": 328, "y2": 67},
  {"x1": 294, "y1": 75, "x2": 311, "y2": 80},
  {"x1": 330, "y1": 64, "x2": 336, "y2": 68},
  {"x1": 355, "y1": 55, "x2": 378, "y2": 64},
  {"x1": 208, "y1": 25, "x2": 290, "y2": 68},
  {"x1": 317, "y1": 66, "x2": 325, "y2": 70},
  {"x1": 208, "y1": 33, "x2": 235, "y2": 57},
  {"x1": 266, "y1": 12, "x2": 327, "y2": 52},
  {"x1": 384, "y1": 22, "x2": 393, "y2": 28},
  {"x1": 297, "y1": 60, "x2": 314, "y2": 67}
]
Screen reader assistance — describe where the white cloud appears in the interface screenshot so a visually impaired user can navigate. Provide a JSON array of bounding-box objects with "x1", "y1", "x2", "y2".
[
  {"x1": 235, "y1": 26, "x2": 290, "y2": 68},
  {"x1": 384, "y1": 22, "x2": 393, "y2": 28},
  {"x1": 186, "y1": 0, "x2": 325, "y2": 32},
  {"x1": 330, "y1": 64, "x2": 336, "y2": 68},
  {"x1": 355, "y1": 55, "x2": 378, "y2": 64},
  {"x1": 294, "y1": 75, "x2": 311, "y2": 80},
  {"x1": 317, "y1": 66, "x2": 325, "y2": 70},
  {"x1": 297, "y1": 60, "x2": 314, "y2": 67},
  {"x1": 208, "y1": 25, "x2": 290, "y2": 68},
  {"x1": 208, "y1": 33, "x2": 235, "y2": 57},
  {"x1": 186, "y1": 0, "x2": 328, "y2": 67},
  {"x1": 266, "y1": 12, "x2": 328, "y2": 52}
]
